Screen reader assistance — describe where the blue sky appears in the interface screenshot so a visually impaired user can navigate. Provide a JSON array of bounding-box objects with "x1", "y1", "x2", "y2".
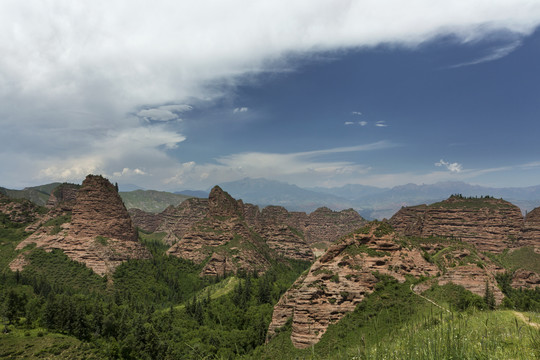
[{"x1": 1, "y1": 1, "x2": 540, "y2": 190}]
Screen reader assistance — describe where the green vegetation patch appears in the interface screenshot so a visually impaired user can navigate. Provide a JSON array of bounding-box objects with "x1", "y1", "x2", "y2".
[
  {"x1": 488, "y1": 247, "x2": 540, "y2": 273},
  {"x1": 42, "y1": 213, "x2": 71, "y2": 228},
  {"x1": 429, "y1": 194, "x2": 512, "y2": 209},
  {"x1": 22, "y1": 248, "x2": 107, "y2": 294},
  {"x1": 344, "y1": 244, "x2": 390, "y2": 257},
  {"x1": 0, "y1": 328, "x2": 98, "y2": 359}
]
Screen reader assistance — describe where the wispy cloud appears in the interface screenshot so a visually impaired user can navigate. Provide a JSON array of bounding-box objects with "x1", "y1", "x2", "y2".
[
  {"x1": 449, "y1": 40, "x2": 522, "y2": 68},
  {"x1": 375, "y1": 121, "x2": 388, "y2": 127},
  {"x1": 137, "y1": 104, "x2": 192, "y2": 122},
  {"x1": 359, "y1": 121, "x2": 368, "y2": 126},
  {"x1": 233, "y1": 107, "x2": 249, "y2": 113},
  {"x1": 352, "y1": 111, "x2": 363, "y2": 116},
  {"x1": 165, "y1": 141, "x2": 393, "y2": 188},
  {"x1": 344, "y1": 121, "x2": 354, "y2": 125},
  {"x1": 113, "y1": 167, "x2": 147, "y2": 177},
  {"x1": 435, "y1": 159, "x2": 463, "y2": 173}
]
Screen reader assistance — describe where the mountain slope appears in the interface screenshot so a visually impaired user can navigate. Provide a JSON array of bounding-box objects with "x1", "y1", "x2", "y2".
[
  {"x1": 218, "y1": 178, "x2": 355, "y2": 213},
  {"x1": 119, "y1": 189, "x2": 191, "y2": 213}
]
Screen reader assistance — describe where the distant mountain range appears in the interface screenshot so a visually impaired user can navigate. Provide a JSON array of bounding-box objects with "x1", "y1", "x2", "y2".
[
  {"x1": 217, "y1": 178, "x2": 540, "y2": 219},
  {"x1": 4, "y1": 178, "x2": 540, "y2": 220}
]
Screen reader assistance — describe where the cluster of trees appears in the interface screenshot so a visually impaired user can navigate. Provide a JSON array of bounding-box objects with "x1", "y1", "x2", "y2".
[
  {"x1": 450, "y1": 194, "x2": 495, "y2": 200},
  {"x1": 496, "y1": 272, "x2": 540, "y2": 311},
  {"x1": 0, "y1": 244, "x2": 309, "y2": 359}
]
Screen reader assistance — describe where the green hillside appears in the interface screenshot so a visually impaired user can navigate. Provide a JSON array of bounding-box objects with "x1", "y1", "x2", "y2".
[
  {"x1": 119, "y1": 190, "x2": 192, "y2": 213},
  {"x1": 0, "y1": 183, "x2": 61, "y2": 206}
]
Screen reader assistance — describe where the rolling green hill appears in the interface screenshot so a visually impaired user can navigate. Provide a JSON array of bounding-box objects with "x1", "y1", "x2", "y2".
[{"x1": 119, "y1": 190, "x2": 192, "y2": 213}]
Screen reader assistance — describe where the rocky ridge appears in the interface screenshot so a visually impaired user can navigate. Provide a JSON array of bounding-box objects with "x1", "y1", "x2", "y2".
[
  {"x1": 389, "y1": 196, "x2": 527, "y2": 252},
  {"x1": 267, "y1": 221, "x2": 505, "y2": 349},
  {"x1": 520, "y1": 207, "x2": 540, "y2": 247},
  {"x1": 11, "y1": 175, "x2": 150, "y2": 276},
  {"x1": 166, "y1": 187, "x2": 280, "y2": 276},
  {"x1": 130, "y1": 191, "x2": 366, "y2": 267}
]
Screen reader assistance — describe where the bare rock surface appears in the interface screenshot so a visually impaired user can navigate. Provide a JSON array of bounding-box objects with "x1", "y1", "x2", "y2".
[
  {"x1": 520, "y1": 207, "x2": 540, "y2": 247},
  {"x1": 166, "y1": 187, "x2": 273, "y2": 276},
  {"x1": 46, "y1": 183, "x2": 79, "y2": 210},
  {"x1": 267, "y1": 222, "x2": 439, "y2": 348},
  {"x1": 390, "y1": 196, "x2": 524, "y2": 252},
  {"x1": 70, "y1": 175, "x2": 138, "y2": 242},
  {"x1": 267, "y1": 221, "x2": 507, "y2": 349},
  {"x1": 11, "y1": 175, "x2": 150, "y2": 276},
  {"x1": 0, "y1": 194, "x2": 42, "y2": 224}
]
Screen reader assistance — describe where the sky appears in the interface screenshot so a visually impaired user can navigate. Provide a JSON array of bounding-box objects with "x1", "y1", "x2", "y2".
[{"x1": 1, "y1": 1, "x2": 540, "y2": 191}]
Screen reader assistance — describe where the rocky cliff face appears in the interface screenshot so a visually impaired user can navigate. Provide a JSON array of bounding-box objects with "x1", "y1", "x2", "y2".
[
  {"x1": 244, "y1": 205, "x2": 366, "y2": 250},
  {"x1": 166, "y1": 187, "x2": 274, "y2": 276},
  {"x1": 130, "y1": 187, "x2": 366, "y2": 266},
  {"x1": 0, "y1": 194, "x2": 42, "y2": 224},
  {"x1": 520, "y1": 207, "x2": 540, "y2": 247},
  {"x1": 11, "y1": 175, "x2": 150, "y2": 276},
  {"x1": 70, "y1": 175, "x2": 138, "y2": 242},
  {"x1": 267, "y1": 221, "x2": 505, "y2": 349},
  {"x1": 131, "y1": 187, "x2": 319, "y2": 269},
  {"x1": 390, "y1": 196, "x2": 524, "y2": 252},
  {"x1": 128, "y1": 208, "x2": 162, "y2": 233},
  {"x1": 46, "y1": 183, "x2": 80, "y2": 210}
]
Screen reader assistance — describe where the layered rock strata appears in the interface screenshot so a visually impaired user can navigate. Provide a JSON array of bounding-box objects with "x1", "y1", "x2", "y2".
[
  {"x1": 267, "y1": 221, "x2": 505, "y2": 349},
  {"x1": 166, "y1": 187, "x2": 274, "y2": 276},
  {"x1": 70, "y1": 175, "x2": 138, "y2": 242},
  {"x1": 390, "y1": 196, "x2": 524, "y2": 252},
  {"x1": 11, "y1": 175, "x2": 150, "y2": 276},
  {"x1": 46, "y1": 183, "x2": 79, "y2": 210},
  {"x1": 520, "y1": 207, "x2": 540, "y2": 247}
]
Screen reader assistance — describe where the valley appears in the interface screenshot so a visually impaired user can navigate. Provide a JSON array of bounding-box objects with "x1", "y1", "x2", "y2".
[{"x1": 0, "y1": 176, "x2": 539, "y2": 359}]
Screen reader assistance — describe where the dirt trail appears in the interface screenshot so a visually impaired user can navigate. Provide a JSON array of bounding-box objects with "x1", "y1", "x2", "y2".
[
  {"x1": 513, "y1": 311, "x2": 540, "y2": 329},
  {"x1": 410, "y1": 284, "x2": 450, "y2": 313}
]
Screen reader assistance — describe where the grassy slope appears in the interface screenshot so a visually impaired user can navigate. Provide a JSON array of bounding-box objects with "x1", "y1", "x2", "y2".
[
  {"x1": 256, "y1": 277, "x2": 540, "y2": 360},
  {"x1": 490, "y1": 247, "x2": 540, "y2": 273},
  {"x1": 119, "y1": 190, "x2": 192, "y2": 213},
  {"x1": 0, "y1": 328, "x2": 99, "y2": 359}
]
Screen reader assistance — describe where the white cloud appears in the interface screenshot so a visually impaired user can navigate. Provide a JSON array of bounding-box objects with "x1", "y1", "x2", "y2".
[
  {"x1": 375, "y1": 121, "x2": 388, "y2": 127},
  {"x1": 344, "y1": 121, "x2": 354, "y2": 125},
  {"x1": 449, "y1": 40, "x2": 522, "y2": 68},
  {"x1": 165, "y1": 141, "x2": 392, "y2": 188},
  {"x1": 1, "y1": 1, "x2": 540, "y2": 188},
  {"x1": 137, "y1": 104, "x2": 192, "y2": 122},
  {"x1": 352, "y1": 111, "x2": 362, "y2": 116},
  {"x1": 359, "y1": 121, "x2": 368, "y2": 126},
  {"x1": 113, "y1": 168, "x2": 147, "y2": 177},
  {"x1": 233, "y1": 107, "x2": 249, "y2": 113},
  {"x1": 435, "y1": 159, "x2": 463, "y2": 173}
]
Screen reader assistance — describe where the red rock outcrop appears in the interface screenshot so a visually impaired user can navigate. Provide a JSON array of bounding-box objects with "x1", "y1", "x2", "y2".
[
  {"x1": 390, "y1": 196, "x2": 524, "y2": 252},
  {"x1": 0, "y1": 194, "x2": 42, "y2": 224},
  {"x1": 70, "y1": 175, "x2": 138, "y2": 242},
  {"x1": 267, "y1": 222, "x2": 440, "y2": 348},
  {"x1": 519, "y1": 207, "x2": 540, "y2": 247},
  {"x1": 166, "y1": 187, "x2": 273, "y2": 276},
  {"x1": 130, "y1": 186, "x2": 365, "y2": 267},
  {"x1": 46, "y1": 183, "x2": 79, "y2": 210},
  {"x1": 11, "y1": 175, "x2": 150, "y2": 276},
  {"x1": 128, "y1": 208, "x2": 162, "y2": 233},
  {"x1": 267, "y1": 221, "x2": 506, "y2": 349},
  {"x1": 244, "y1": 205, "x2": 366, "y2": 250},
  {"x1": 512, "y1": 268, "x2": 540, "y2": 288}
]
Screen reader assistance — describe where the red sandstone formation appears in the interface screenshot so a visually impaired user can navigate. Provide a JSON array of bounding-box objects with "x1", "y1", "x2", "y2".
[
  {"x1": 11, "y1": 175, "x2": 150, "y2": 276},
  {"x1": 267, "y1": 221, "x2": 506, "y2": 349},
  {"x1": 70, "y1": 175, "x2": 138, "y2": 242},
  {"x1": 390, "y1": 196, "x2": 524, "y2": 252}
]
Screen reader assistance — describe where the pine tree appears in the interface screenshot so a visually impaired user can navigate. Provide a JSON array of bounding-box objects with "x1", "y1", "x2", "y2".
[{"x1": 484, "y1": 280, "x2": 496, "y2": 310}]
